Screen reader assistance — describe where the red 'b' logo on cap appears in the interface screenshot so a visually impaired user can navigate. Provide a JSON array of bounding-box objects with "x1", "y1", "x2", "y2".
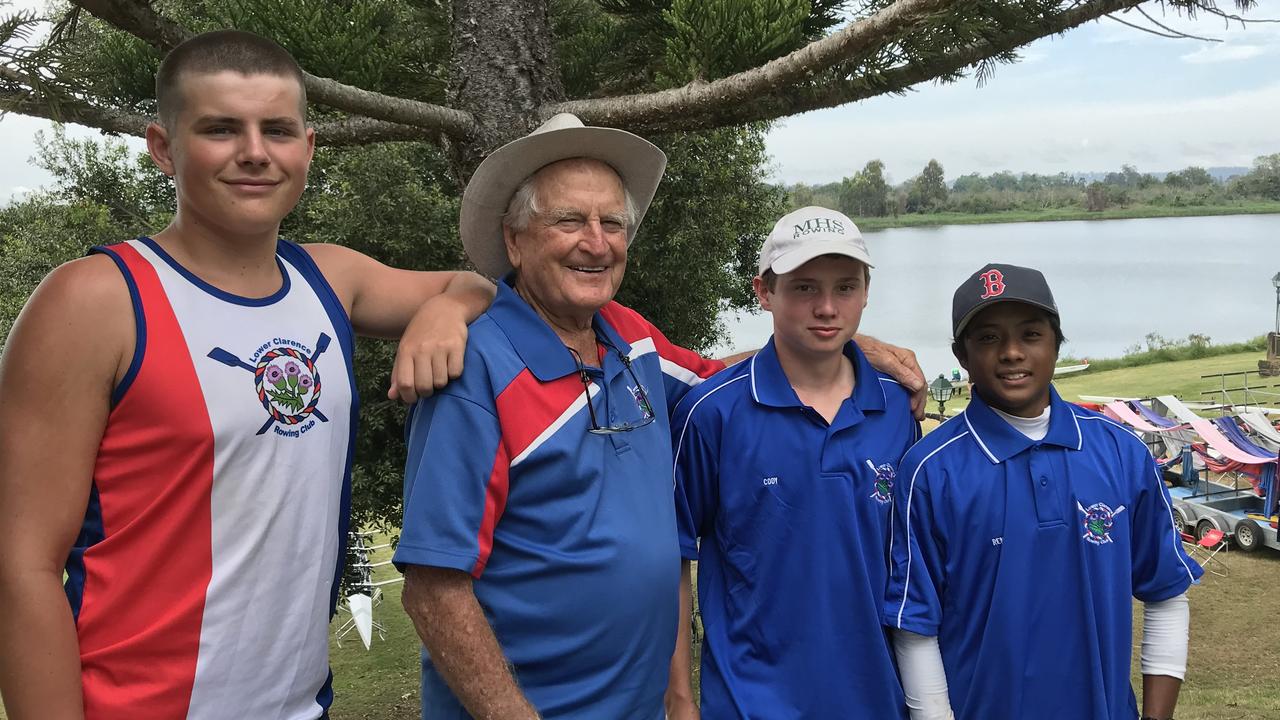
[{"x1": 979, "y1": 269, "x2": 1005, "y2": 299}]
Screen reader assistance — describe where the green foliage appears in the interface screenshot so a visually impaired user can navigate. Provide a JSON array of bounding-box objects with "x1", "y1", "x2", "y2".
[
  {"x1": 1076, "y1": 334, "x2": 1268, "y2": 374},
  {"x1": 660, "y1": 0, "x2": 810, "y2": 83},
  {"x1": 616, "y1": 124, "x2": 787, "y2": 351},
  {"x1": 838, "y1": 159, "x2": 890, "y2": 218},
  {"x1": 33, "y1": 126, "x2": 174, "y2": 229},
  {"x1": 38, "y1": 0, "x2": 451, "y2": 109},
  {"x1": 785, "y1": 154, "x2": 1280, "y2": 220},
  {"x1": 907, "y1": 158, "x2": 947, "y2": 211},
  {"x1": 0, "y1": 197, "x2": 122, "y2": 343},
  {"x1": 1232, "y1": 153, "x2": 1280, "y2": 200}
]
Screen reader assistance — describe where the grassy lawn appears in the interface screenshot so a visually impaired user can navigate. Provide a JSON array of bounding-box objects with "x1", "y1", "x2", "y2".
[
  {"x1": 6, "y1": 352, "x2": 1277, "y2": 719},
  {"x1": 937, "y1": 350, "x2": 1280, "y2": 415},
  {"x1": 854, "y1": 203, "x2": 1280, "y2": 231}
]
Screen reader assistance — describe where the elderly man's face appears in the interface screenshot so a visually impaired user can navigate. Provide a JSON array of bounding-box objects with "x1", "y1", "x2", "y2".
[{"x1": 504, "y1": 158, "x2": 629, "y2": 325}]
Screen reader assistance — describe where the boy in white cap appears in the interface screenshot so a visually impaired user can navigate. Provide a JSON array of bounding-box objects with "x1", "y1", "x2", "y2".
[{"x1": 666, "y1": 207, "x2": 918, "y2": 719}]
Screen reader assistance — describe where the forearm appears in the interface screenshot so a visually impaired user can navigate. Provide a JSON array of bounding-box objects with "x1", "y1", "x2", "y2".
[
  {"x1": 666, "y1": 561, "x2": 696, "y2": 704},
  {"x1": 401, "y1": 566, "x2": 538, "y2": 720},
  {"x1": 1141, "y1": 675, "x2": 1181, "y2": 719},
  {"x1": 1140, "y1": 593, "x2": 1190, "y2": 719},
  {"x1": 0, "y1": 572, "x2": 84, "y2": 719},
  {"x1": 438, "y1": 271, "x2": 496, "y2": 324},
  {"x1": 890, "y1": 629, "x2": 953, "y2": 720}
]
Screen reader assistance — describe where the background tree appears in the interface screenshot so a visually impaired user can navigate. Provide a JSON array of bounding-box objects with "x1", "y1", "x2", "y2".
[
  {"x1": 1233, "y1": 153, "x2": 1280, "y2": 200},
  {"x1": 911, "y1": 158, "x2": 948, "y2": 210},
  {"x1": 839, "y1": 159, "x2": 890, "y2": 218}
]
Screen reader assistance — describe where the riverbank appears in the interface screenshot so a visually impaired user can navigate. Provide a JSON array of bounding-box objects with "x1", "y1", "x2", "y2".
[{"x1": 855, "y1": 201, "x2": 1280, "y2": 231}]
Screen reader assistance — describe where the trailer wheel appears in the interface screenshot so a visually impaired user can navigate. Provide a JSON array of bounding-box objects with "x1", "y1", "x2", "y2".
[
  {"x1": 1171, "y1": 507, "x2": 1189, "y2": 538},
  {"x1": 1195, "y1": 519, "x2": 1217, "y2": 542},
  {"x1": 1234, "y1": 519, "x2": 1262, "y2": 553}
]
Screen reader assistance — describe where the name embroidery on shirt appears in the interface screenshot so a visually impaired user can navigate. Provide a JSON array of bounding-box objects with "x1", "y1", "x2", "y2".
[
  {"x1": 1077, "y1": 501, "x2": 1126, "y2": 545},
  {"x1": 762, "y1": 476, "x2": 779, "y2": 486}
]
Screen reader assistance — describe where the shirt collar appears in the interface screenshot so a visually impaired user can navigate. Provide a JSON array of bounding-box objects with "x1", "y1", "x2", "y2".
[
  {"x1": 962, "y1": 385, "x2": 1083, "y2": 464},
  {"x1": 748, "y1": 337, "x2": 887, "y2": 414},
  {"x1": 486, "y1": 275, "x2": 631, "y2": 382}
]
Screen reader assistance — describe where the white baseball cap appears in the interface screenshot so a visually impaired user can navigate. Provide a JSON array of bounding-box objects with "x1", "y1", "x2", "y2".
[{"x1": 757, "y1": 206, "x2": 873, "y2": 276}]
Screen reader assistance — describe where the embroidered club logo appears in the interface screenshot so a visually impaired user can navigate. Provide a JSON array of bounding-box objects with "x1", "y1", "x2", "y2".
[
  {"x1": 1077, "y1": 501, "x2": 1126, "y2": 545},
  {"x1": 629, "y1": 383, "x2": 654, "y2": 418},
  {"x1": 979, "y1": 269, "x2": 1006, "y2": 299},
  {"x1": 208, "y1": 333, "x2": 331, "y2": 436},
  {"x1": 865, "y1": 459, "x2": 896, "y2": 504}
]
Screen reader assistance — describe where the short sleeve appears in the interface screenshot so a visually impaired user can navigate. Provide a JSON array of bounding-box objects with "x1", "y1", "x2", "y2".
[
  {"x1": 671, "y1": 395, "x2": 722, "y2": 560},
  {"x1": 646, "y1": 326, "x2": 724, "y2": 409},
  {"x1": 884, "y1": 454, "x2": 946, "y2": 636},
  {"x1": 1130, "y1": 451, "x2": 1203, "y2": 601},
  {"x1": 393, "y1": 357, "x2": 506, "y2": 578}
]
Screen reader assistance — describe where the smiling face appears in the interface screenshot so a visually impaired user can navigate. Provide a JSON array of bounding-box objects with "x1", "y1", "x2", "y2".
[
  {"x1": 755, "y1": 254, "x2": 869, "y2": 362},
  {"x1": 146, "y1": 70, "x2": 314, "y2": 241},
  {"x1": 957, "y1": 301, "x2": 1058, "y2": 417},
  {"x1": 503, "y1": 158, "x2": 629, "y2": 329}
]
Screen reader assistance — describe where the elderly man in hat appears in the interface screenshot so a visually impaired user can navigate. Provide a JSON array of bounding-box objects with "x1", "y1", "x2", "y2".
[{"x1": 393, "y1": 114, "x2": 924, "y2": 719}]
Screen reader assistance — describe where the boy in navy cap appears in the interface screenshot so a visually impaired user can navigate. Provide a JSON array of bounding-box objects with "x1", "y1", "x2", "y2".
[
  {"x1": 884, "y1": 263, "x2": 1202, "y2": 720},
  {"x1": 665, "y1": 207, "x2": 919, "y2": 719}
]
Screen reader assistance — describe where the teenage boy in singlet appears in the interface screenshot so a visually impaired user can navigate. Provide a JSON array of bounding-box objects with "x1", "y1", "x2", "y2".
[{"x1": 0, "y1": 30, "x2": 492, "y2": 719}]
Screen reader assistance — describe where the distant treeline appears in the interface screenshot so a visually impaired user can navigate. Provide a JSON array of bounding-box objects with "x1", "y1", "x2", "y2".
[
  {"x1": 786, "y1": 154, "x2": 1280, "y2": 218},
  {"x1": 1063, "y1": 334, "x2": 1268, "y2": 374}
]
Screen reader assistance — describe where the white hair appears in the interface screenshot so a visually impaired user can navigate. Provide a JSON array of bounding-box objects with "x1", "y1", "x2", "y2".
[{"x1": 502, "y1": 161, "x2": 639, "y2": 234}]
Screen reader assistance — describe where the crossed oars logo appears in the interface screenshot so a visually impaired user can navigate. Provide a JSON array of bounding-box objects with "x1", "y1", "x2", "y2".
[{"x1": 208, "y1": 333, "x2": 332, "y2": 435}]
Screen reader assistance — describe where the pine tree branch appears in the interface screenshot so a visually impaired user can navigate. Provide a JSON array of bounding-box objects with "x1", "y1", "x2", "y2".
[
  {"x1": 562, "y1": 0, "x2": 1148, "y2": 133},
  {"x1": 312, "y1": 117, "x2": 438, "y2": 146},
  {"x1": 0, "y1": 86, "x2": 149, "y2": 135},
  {"x1": 553, "y1": 0, "x2": 957, "y2": 128},
  {"x1": 0, "y1": 86, "x2": 435, "y2": 147},
  {"x1": 66, "y1": 0, "x2": 476, "y2": 139}
]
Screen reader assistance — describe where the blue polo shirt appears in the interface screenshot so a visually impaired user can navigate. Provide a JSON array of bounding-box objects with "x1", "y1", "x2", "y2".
[
  {"x1": 884, "y1": 387, "x2": 1202, "y2": 720},
  {"x1": 394, "y1": 278, "x2": 723, "y2": 720},
  {"x1": 673, "y1": 337, "x2": 920, "y2": 719}
]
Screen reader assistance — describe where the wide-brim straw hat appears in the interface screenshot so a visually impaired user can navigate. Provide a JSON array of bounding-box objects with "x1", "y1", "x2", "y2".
[{"x1": 460, "y1": 113, "x2": 667, "y2": 278}]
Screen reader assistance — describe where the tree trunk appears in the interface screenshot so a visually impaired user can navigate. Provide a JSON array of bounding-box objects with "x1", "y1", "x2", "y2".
[{"x1": 448, "y1": 0, "x2": 565, "y2": 181}]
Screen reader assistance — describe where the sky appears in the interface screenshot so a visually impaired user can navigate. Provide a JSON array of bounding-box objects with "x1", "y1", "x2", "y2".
[{"x1": 2, "y1": 0, "x2": 1279, "y2": 198}]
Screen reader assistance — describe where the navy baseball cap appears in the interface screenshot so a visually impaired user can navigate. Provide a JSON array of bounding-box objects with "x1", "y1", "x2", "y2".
[{"x1": 952, "y1": 263, "x2": 1059, "y2": 339}]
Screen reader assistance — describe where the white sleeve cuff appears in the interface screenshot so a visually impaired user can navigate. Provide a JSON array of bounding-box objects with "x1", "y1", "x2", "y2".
[
  {"x1": 891, "y1": 629, "x2": 954, "y2": 720},
  {"x1": 1141, "y1": 592, "x2": 1190, "y2": 680}
]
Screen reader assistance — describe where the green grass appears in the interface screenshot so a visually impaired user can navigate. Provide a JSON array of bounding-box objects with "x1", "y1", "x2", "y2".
[
  {"x1": 854, "y1": 202, "x2": 1280, "y2": 231},
  {"x1": 6, "y1": 353, "x2": 1278, "y2": 719},
  {"x1": 939, "y1": 350, "x2": 1280, "y2": 415}
]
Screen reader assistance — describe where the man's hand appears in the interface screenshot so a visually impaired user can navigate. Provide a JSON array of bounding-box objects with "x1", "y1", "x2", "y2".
[
  {"x1": 387, "y1": 295, "x2": 470, "y2": 403},
  {"x1": 855, "y1": 334, "x2": 926, "y2": 419}
]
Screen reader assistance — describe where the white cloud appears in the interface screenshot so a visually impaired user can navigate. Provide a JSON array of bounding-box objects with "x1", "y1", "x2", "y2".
[
  {"x1": 1181, "y1": 43, "x2": 1273, "y2": 64},
  {"x1": 767, "y1": 82, "x2": 1280, "y2": 182}
]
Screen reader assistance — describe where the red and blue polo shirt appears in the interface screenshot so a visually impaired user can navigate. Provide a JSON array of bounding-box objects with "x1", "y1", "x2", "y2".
[{"x1": 393, "y1": 277, "x2": 723, "y2": 719}]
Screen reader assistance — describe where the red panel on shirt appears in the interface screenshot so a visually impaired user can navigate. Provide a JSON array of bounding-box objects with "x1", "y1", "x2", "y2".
[{"x1": 77, "y1": 242, "x2": 215, "y2": 718}]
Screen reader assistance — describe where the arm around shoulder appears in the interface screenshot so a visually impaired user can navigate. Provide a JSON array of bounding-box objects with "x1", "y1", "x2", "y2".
[
  {"x1": 0, "y1": 255, "x2": 131, "y2": 718},
  {"x1": 302, "y1": 243, "x2": 495, "y2": 402}
]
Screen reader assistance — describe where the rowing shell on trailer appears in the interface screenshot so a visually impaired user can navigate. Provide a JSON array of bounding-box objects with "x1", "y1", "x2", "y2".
[{"x1": 1054, "y1": 362, "x2": 1090, "y2": 376}]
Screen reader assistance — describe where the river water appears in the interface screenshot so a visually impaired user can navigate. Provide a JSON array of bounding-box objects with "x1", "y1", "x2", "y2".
[{"x1": 715, "y1": 213, "x2": 1280, "y2": 377}]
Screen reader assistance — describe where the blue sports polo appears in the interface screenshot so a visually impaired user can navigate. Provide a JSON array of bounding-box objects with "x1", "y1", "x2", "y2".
[
  {"x1": 394, "y1": 277, "x2": 723, "y2": 720},
  {"x1": 673, "y1": 338, "x2": 920, "y2": 719},
  {"x1": 884, "y1": 387, "x2": 1202, "y2": 720}
]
